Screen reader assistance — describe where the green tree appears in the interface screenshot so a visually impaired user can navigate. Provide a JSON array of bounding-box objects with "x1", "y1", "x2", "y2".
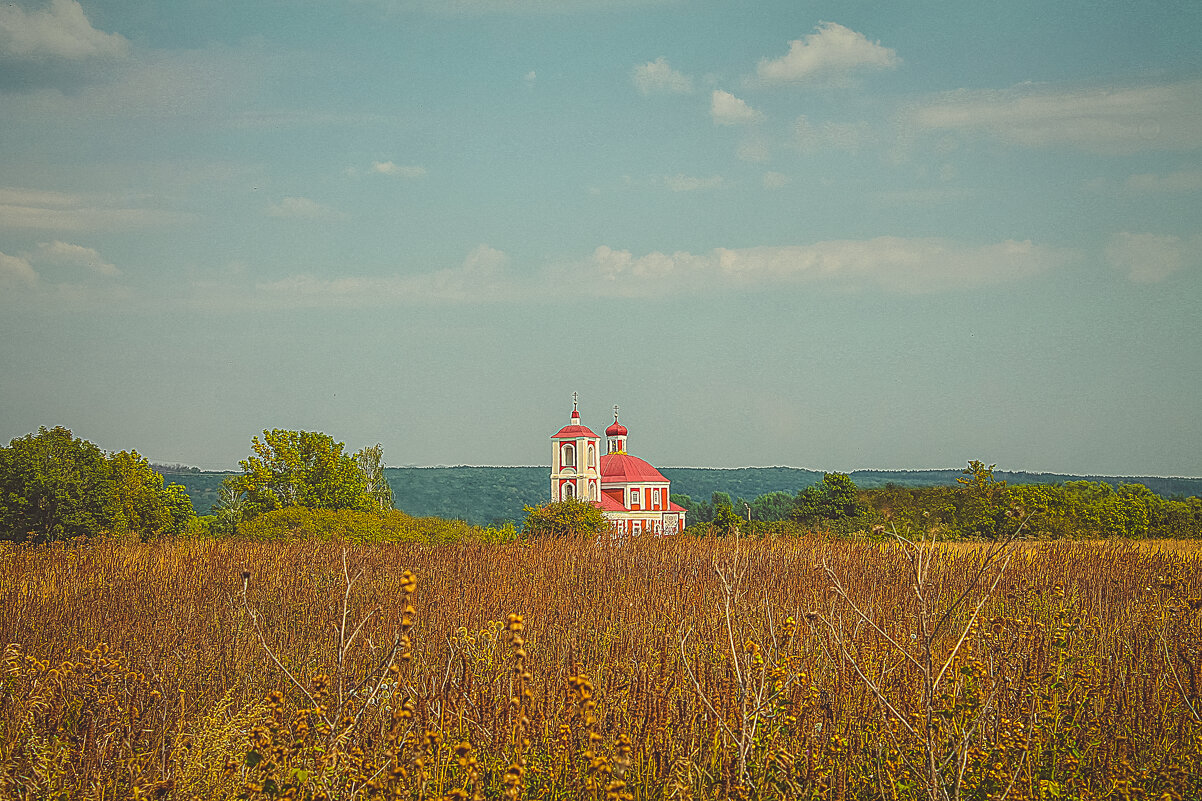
[
  {"x1": 0, "y1": 426, "x2": 118, "y2": 543},
  {"x1": 230, "y1": 429, "x2": 372, "y2": 519},
  {"x1": 521, "y1": 498, "x2": 612, "y2": 538},
  {"x1": 749, "y1": 491, "x2": 795, "y2": 522},
  {"x1": 956, "y1": 461, "x2": 1009, "y2": 539},
  {"x1": 355, "y1": 443, "x2": 395, "y2": 512},
  {"x1": 210, "y1": 479, "x2": 248, "y2": 537},
  {"x1": 108, "y1": 449, "x2": 193, "y2": 537},
  {"x1": 793, "y1": 472, "x2": 867, "y2": 524},
  {"x1": 711, "y1": 497, "x2": 742, "y2": 536}
]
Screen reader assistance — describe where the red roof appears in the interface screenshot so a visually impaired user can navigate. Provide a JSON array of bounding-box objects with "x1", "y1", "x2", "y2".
[
  {"x1": 605, "y1": 421, "x2": 628, "y2": 436},
  {"x1": 597, "y1": 494, "x2": 628, "y2": 512},
  {"x1": 668, "y1": 501, "x2": 687, "y2": 512},
  {"x1": 600, "y1": 452, "x2": 668, "y2": 483},
  {"x1": 551, "y1": 424, "x2": 599, "y2": 439}
]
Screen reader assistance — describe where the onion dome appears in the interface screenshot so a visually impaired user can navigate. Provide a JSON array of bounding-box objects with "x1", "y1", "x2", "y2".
[{"x1": 605, "y1": 419, "x2": 627, "y2": 437}]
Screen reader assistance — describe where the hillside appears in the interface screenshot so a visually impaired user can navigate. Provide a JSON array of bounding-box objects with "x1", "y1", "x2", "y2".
[{"x1": 161, "y1": 466, "x2": 1202, "y2": 525}]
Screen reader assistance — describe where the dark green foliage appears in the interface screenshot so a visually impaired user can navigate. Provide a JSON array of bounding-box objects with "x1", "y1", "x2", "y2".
[
  {"x1": 389, "y1": 466, "x2": 547, "y2": 525},
  {"x1": 793, "y1": 472, "x2": 869, "y2": 524},
  {"x1": 749, "y1": 491, "x2": 795, "y2": 522},
  {"x1": 0, "y1": 427, "x2": 119, "y2": 542},
  {"x1": 163, "y1": 464, "x2": 1202, "y2": 540},
  {"x1": 521, "y1": 498, "x2": 612, "y2": 538},
  {"x1": 711, "y1": 497, "x2": 742, "y2": 536},
  {"x1": 0, "y1": 427, "x2": 194, "y2": 543}
]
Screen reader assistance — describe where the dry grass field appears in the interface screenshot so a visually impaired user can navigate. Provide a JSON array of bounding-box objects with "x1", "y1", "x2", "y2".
[{"x1": 1, "y1": 535, "x2": 1199, "y2": 800}]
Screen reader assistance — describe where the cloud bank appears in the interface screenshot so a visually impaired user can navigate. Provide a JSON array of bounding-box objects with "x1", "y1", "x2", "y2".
[
  {"x1": 907, "y1": 79, "x2": 1202, "y2": 154},
  {"x1": 235, "y1": 236, "x2": 1075, "y2": 310},
  {"x1": 757, "y1": 22, "x2": 899, "y2": 86},
  {"x1": 0, "y1": 0, "x2": 128, "y2": 61}
]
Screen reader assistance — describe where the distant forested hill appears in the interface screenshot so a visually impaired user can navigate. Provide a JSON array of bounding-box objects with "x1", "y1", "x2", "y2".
[{"x1": 160, "y1": 466, "x2": 1202, "y2": 525}]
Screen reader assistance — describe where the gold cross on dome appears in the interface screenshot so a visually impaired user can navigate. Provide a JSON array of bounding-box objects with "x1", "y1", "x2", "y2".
[
  {"x1": 572, "y1": 391, "x2": 578, "y2": 412},
  {"x1": 613, "y1": 404, "x2": 619, "y2": 420}
]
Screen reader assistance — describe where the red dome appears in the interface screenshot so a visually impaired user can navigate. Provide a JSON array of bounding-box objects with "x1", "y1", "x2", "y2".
[
  {"x1": 605, "y1": 420, "x2": 627, "y2": 437},
  {"x1": 600, "y1": 452, "x2": 667, "y2": 483}
]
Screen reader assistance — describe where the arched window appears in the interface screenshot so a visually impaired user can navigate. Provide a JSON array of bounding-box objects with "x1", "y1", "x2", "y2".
[
  {"x1": 590, "y1": 482, "x2": 598, "y2": 501},
  {"x1": 587, "y1": 444, "x2": 596, "y2": 467},
  {"x1": 652, "y1": 488, "x2": 661, "y2": 508},
  {"x1": 563, "y1": 482, "x2": 575, "y2": 499},
  {"x1": 562, "y1": 443, "x2": 575, "y2": 468}
]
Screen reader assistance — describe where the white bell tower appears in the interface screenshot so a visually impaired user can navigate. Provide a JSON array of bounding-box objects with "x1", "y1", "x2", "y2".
[{"x1": 549, "y1": 393, "x2": 602, "y2": 503}]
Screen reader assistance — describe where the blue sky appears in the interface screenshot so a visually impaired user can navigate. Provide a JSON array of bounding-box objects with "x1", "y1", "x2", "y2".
[{"x1": 1, "y1": 0, "x2": 1200, "y2": 475}]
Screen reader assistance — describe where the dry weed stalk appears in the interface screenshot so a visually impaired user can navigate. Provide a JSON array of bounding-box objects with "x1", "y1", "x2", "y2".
[
  {"x1": 812, "y1": 521, "x2": 1026, "y2": 801},
  {"x1": 679, "y1": 532, "x2": 808, "y2": 796}
]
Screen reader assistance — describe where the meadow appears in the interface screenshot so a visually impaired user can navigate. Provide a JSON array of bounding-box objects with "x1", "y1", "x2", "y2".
[{"x1": 1, "y1": 535, "x2": 1199, "y2": 800}]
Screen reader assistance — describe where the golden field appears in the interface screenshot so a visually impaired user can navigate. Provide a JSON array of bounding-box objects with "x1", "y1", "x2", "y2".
[{"x1": 1, "y1": 535, "x2": 1199, "y2": 800}]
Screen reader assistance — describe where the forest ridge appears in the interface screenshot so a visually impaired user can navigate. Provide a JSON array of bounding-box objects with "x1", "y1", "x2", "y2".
[{"x1": 164, "y1": 465, "x2": 1202, "y2": 526}]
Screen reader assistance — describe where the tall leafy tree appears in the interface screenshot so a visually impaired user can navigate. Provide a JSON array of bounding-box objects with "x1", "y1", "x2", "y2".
[
  {"x1": 230, "y1": 429, "x2": 372, "y2": 519},
  {"x1": 749, "y1": 491, "x2": 796, "y2": 522},
  {"x1": 0, "y1": 426, "x2": 118, "y2": 542},
  {"x1": 956, "y1": 461, "x2": 1010, "y2": 539},
  {"x1": 211, "y1": 480, "x2": 248, "y2": 536},
  {"x1": 793, "y1": 472, "x2": 867, "y2": 524},
  {"x1": 355, "y1": 443, "x2": 395, "y2": 512},
  {"x1": 109, "y1": 449, "x2": 194, "y2": 537}
]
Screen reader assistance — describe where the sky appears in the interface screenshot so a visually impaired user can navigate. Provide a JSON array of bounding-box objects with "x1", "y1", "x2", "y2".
[{"x1": 0, "y1": 0, "x2": 1200, "y2": 476}]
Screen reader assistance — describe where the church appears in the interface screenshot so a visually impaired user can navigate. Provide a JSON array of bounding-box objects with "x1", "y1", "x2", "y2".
[{"x1": 549, "y1": 396, "x2": 686, "y2": 536}]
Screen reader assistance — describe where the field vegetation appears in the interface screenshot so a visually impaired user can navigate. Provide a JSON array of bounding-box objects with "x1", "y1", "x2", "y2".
[{"x1": 1, "y1": 534, "x2": 1200, "y2": 800}]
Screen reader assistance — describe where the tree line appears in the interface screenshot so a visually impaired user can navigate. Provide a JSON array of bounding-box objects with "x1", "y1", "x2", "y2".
[
  {"x1": 3, "y1": 427, "x2": 1200, "y2": 543},
  {"x1": 673, "y1": 461, "x2": 1202, "y2": 540}
]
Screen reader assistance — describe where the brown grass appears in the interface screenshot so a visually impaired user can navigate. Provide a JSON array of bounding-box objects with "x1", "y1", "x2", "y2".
[{"x1": 0, "y1": 535, "x2": 1199, "y2": 799}]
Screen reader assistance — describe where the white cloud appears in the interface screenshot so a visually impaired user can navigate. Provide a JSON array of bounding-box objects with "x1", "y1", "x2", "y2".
[
  {"x1": 736, "y1": 139, "x2": 770, "y2": 163},
  {"x1": 711, "y1": 89, "x2": 763, "y2": 125},
  {"x1": 1105, "y1": 232, "x2": 1192, "y2": 283},
  {"x1": 757, "y1": 22, "x2": 899, "y2": 86},
  {"x1": 0, "y1": 186, "x2": 187, "y2": 230},
  {"x1": 795, "y1": 115, "x2": 876, "y2": 152},
  {"x1": 907, "y1": 78, "x2": 1202, "y2": 154},
  {"x1": 569, "y1": 237, "x2": 1073, "y2": 296},
  {"x1": 255, "y1": 244, "x2": 515, "y2": 306},
  {"x1": 32, "y1": 240, "x2": 118, "y2": 275},
  {"x1": 662, "y1": 174, "x2": 723, "y2": 192},
  {"x1": 372, "y1": 161, "x2": 427, "y2": 178},
  {"x1": 0, "y1": 0, "x2": 128, "y2": 61},
  {"x1": 1124, "y1": 169, "x2": 1202, "y2": 194},
  {"x1": 632, "y1": 57, "x2": 692, "y2": 95},
  {"x1": 0, "y1": 249, "x2": 37, "y2": 287},
  {"x1": 762, "y1": 171, "x2": 789, "y2": 189},
  {"x1": 218, "y1": 236, "x2": 1075, "y2": 310},
  {"x1": 0, "y1": 41, "x2": 274, "y2": 121},
  {"x1": 266, "y1": 196, "x2": 347, "y2": 220},
  {"x1": 868, "y1": 187, "x2": 971, "y2": 206}
]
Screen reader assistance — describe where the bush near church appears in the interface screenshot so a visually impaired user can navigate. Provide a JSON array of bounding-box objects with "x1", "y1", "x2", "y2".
[{"x1": 521, "y1": 497, "x2": 612, "y2": 538}]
